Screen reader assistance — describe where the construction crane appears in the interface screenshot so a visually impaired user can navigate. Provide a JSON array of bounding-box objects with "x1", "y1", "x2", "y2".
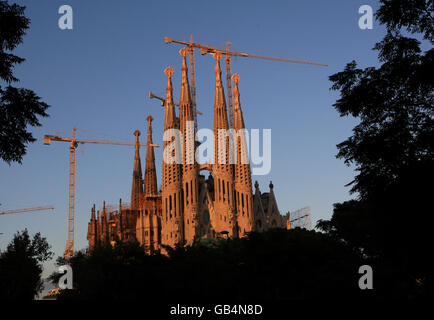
[
  {"x1": 164, "y1": 35, "x2": 328, "y2": 128},
  {"x1": 0, "y1": 206, "x2": 54, "y2": 235},
  {"x1": 43, "y1": 128, "x2": 149, "y2": 258},
  {"x1": 0, "y1": 206, "x2": 54, "y2": 215},
  {"x1": 148, "y1": 91, "x2": 203, "y2": 115},
  {"x1": 149, "y1": 91, "x2": 179, "y2": 107}
]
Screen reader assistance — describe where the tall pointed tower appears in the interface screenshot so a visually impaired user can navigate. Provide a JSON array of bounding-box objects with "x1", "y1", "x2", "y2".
[
  {"x1": 144, "y1": 115, "x2": 158, "y2": 196},
  {"x1": 87, "y1": 204, "x2": 97, "y2": 250},
  {"x1": 131, "y1": 130, "x2": 143, "y2": 210},
  {"x1": 232, "y1": 74, "x2": 253, "y2": 236},
  {"x1": 136, "y1": 115, "x2": 161, "y2": 253},
  {"x1": 212, "y1": 53, "x2": 237, "y2": 237},
  {"x1": 161, "y1": 67, "x2": 184, "y2": 247},
  {"x1": 179, "y1": 48, "x2": 200, "y2": 243}
]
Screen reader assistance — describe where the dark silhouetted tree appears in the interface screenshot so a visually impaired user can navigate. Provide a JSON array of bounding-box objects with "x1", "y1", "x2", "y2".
[
  {"x1": 50, "y1": 229, "x2": 367, "y2": 300},
  {"x1": 319, "y1": 0, "x2": 433, "y2": 298},
  {"x1": 0, "y1": 229, "x2": 53, "y2": 299},
  {"x1": 0, "y1": 1, "x2": 50, "y2": 164}
]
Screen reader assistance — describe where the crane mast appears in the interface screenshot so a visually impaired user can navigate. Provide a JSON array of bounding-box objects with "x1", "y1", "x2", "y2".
[
  {"x1": 225, "y1": 42, "x2": 234, "y2": 128},
  {"x1": 44, "y1": 128, "x2": 147, "y2": 258},
  {"x1": 188, "y1": 34, "x2": 198, "y2": 132},
  {"x1": 65, "y1": 128, "x2": 77, "y2": 258}
]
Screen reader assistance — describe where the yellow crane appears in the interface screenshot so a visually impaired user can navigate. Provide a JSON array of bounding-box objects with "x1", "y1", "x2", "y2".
[
  {"x1": 165, "y1": 35, "x2": 327, "y2": 128},
  {"x1": 148, "y1": 91, "x2": 203, "y2": 115},
  {"x1": 43, "y1": 128, "x2": 148, "y2": 258},
  {"x1": 0, "y1": 206, "x2": 54, "y2": 235},
  {"x1": 0, "y1": 206, "x2": 54, "y2": 215}
]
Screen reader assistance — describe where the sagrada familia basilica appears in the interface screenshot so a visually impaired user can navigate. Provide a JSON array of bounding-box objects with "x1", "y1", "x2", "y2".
[{"x1": 87, "y1": 49, "x2": 290, "y2": 253}]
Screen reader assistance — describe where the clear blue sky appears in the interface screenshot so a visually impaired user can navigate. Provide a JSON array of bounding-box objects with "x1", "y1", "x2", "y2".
[{"x1": 0, "y1": 0, "x2": 385, "y2": 277}]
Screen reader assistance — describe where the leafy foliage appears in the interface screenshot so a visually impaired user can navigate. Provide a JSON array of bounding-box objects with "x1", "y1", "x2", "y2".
[
  {"x1": 50, "y1": 229, "x2": 376, "y2": 300},
  {"x1": 0, "y1": 229, "x2": 53, "y2": 299},
  {"x1": 0, "y1": 0, "x2": 50, "y2": 164},
  {"x1": 376, "y1": 0, "x2": 434, "y2": 42},
  {"x1": 330, "y1": 34, "x2": 433, "y2": 198},
  {"x1": 320, "y1": 0, "x2": 434, "y2": 298}
]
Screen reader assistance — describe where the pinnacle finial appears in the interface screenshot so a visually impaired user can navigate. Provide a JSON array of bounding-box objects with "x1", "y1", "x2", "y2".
[
  {"x1": 164, "y1": 67, "x2": 174, "y2": 78},
  {"x1": 214, "y1": 53, "x2": 222, "y2": 81},
  {"x1": 180, "y1": 48, "x2": 188, "y2": 73},
  {"x1": 179, "y1": 48, "x2": 188, "y2": 58},
  {"x1": 134, "y1": 130, "x2": 141, "y2": 149},
  {"x1": 213, "y1": 52, "x2": 222, "y2": 62},
  {"x1": 164, "y1": 67, "x2": 174, "y2": 92},
  {"x1": 231, "y1": 73, "x2": 240, "y2": 84},
  {"x1": 146, "y1": 115, "x2": 153, "y2": 137},
  {"x1": 232, "y1": 73, "x2": 240, "y2": 100}
]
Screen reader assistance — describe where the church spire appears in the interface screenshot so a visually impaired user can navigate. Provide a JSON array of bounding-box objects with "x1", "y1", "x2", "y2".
[
  {"x1": 179, "y1": 48, "x2": 196, "y2": 167},
  {"x1": 179, "y1": 48, "x2": 192, "y2": 109},
  {"x1": 231, "y1": 74, "x2": 253, "y2": 237},
  {"x1": 213, "y1": 53, "x2": 229, "y2": 131},
  {"x1": 232, "y1": 74, "x2": 245, "y2": 130},
  {"x1": 144, "y1": 115, "x2": 158, "y2": 196},
  {"x1": 163, "y1": 67, "x2": 178, "y2": 130},
  {"x1": 212, "y1": 52, "x2": 236, "y2": 237},
  {"x1": 161, "y1": 66, "x2": 183, "y2": 249},
  {"x1": 179, "y1": 48, "x2": 199, "y2": 242},
  {"x1": 91, "y1": 204, "x2": 96, "y2": 220},
  {"x1": 131, "y1": 130, "x2": 143, "y2": 210}
]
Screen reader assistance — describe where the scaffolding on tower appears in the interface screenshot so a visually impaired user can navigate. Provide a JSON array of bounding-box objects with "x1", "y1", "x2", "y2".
[{"x1": 289, "y1": 206, "x2": 312, "y2": 230}]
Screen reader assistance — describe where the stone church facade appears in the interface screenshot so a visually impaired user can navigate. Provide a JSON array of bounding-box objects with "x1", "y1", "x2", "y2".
[{"x1": 87, "y1": 50, "x2": 290, "y2": 254}]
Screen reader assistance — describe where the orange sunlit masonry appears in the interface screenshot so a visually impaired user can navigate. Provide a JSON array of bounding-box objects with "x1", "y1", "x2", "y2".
[{"x1": 87, "y1": 50, "x2": 290, "y2": 254}]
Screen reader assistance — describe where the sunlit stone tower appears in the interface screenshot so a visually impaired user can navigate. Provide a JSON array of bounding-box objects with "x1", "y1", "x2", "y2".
[
  {"x1": 88, "y1": 54, "x2": 287, "y2": 254},
  {"x1": 179, "y1": 48, "x2": 200, "y2": 243},
  {"x1": 144, "y1": 116, "x2": 158, "y2": 197},
  {"x1": 136, "y1": 116, "x2": 161, "y2": 253},
  {"x1": 131, "y1": 130, "x2": 144, "y2": 210},
  {"x1": 211, "y1": 53, "x2": 237, "y2": 237},
  {"x1": 161, "y1": 67, "x2": 184, "y2": 247},
  {"x1": 232, "y1": 74, "x2": 254, "y2": 236}
]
